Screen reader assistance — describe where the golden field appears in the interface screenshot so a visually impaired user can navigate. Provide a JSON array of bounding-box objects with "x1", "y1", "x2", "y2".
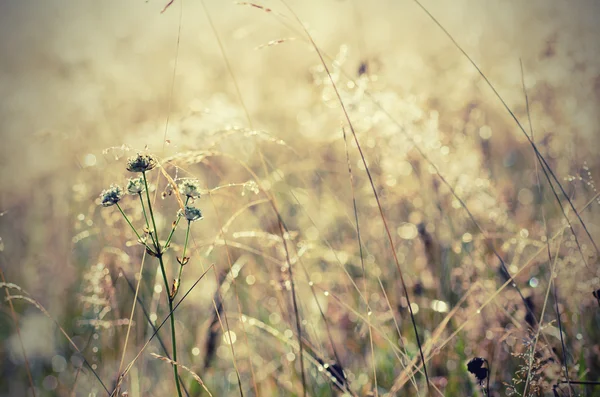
[{"x1": 1, "y1": 1, "x2": 599, "y2": 396}]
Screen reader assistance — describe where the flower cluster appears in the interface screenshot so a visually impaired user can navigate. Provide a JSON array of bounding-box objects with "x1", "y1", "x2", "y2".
[
  {"x1": 126, "y1": 153, "x2": 157, "y2": 173},
  {"x1": 99, "y1": 152, "x2": 205, "y2": 397},
  {"x1": 178, "y1": 179, "x2": 201, "y2": 198},
  {"x1": 179, "y1": 206, "x2": 203, "y2": 222},
  {"x1": 126, "y1": 177, "x2": 145, "y2": 195},
  {"x1": 99, "y1": 185, "x2": 123, "y2": 207}
]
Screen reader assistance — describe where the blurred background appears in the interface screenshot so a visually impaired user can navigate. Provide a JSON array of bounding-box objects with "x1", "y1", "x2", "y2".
[{"x1": 1, "y1": 0, "x2": 599, "y2": 396}]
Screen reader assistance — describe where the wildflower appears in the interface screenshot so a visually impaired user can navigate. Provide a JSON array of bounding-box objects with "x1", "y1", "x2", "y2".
[
  {"x1": 179, "y1": 205, "x2": 203, "y2": 222},
  {"x1": 126, "y1": 153, "x2": 157, "y2": 173},
  {"x1": 178, "y1": 179, "x2": 201, "y2": 198},
  {"x1": 126, "y1": 177, "x2": 145, "y2": 195},
  {"x1": 99, "y1": 185, "x2": 123, "y2": 207},
  {"x1": 467, "y1": 357, "x2": 488, "y2": 385}
]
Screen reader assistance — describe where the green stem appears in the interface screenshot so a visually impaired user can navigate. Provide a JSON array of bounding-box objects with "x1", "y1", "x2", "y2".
[
  {"x1": 173, "y1": 221, "x2": 191, "y2": 299},
  {"x1": 158, "y1": 254, "x2": 183, "y2": 397},
  {"x1": 141, "y1": 171, "x2": 183, "y2": 397},
  {"x1": 115, "y1": 203, "x2": 154, "y2": 253},
  {"x1": 142, "y1": 172, "x2": 161, "y2": 253},
  {"x1": 164, "y1": 197, "x2": 190, "y2": 250},
  {"x1": 138, "y1": 192, "x2": 156, "y2": 247},
  {"x1": 181, "y1": 221, "x2": 190, "y2": 266}
]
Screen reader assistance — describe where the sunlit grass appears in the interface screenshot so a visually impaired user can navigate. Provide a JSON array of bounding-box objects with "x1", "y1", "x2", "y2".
[{"x1": 1, "y1": 1, "x2": 599, "y2": 396}]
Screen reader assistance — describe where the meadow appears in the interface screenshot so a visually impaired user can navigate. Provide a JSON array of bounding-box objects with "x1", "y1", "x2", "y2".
[{"x1": 1, "y1": 0, "x2": 599, "y2": 396}]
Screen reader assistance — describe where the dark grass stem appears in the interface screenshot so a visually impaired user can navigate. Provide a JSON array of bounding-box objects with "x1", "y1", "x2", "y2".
[
  {"x1": 120, "y1": 271, "x2": 190, "y2": 397},
  {"x1": 412, "y1": 0, "x2": 598, "y2": 264},
  {"x1": 207, "y1": 196, "x2": 253, "y2": 397},
  {"x1": 116, "y1": 265, "x2": 214, "y2": 391},
  {"x1": 198, "y1": 2, "x2": 263, "y2": 394},
  {"x1": 0, "y1": 269, "x2": 36, "y2": 397},
  {"x1": 2, "y1": 290, "x2": 110, "y2": 395},
  {"x1": 558, "y1": 380, "x2": 600, "y2": 386},
  {"x1": 249, "y1": 4, "x2": 574, "y2": 353},
  {"x1": 342, "y1": 127, "x2": 379, "y2": 396},
  {"x1": 520, "y1": 61, "x2": 572, "y2": 396},
  {"x1": 214, "y1": 152, "x2": 308, "y2": 396},
  {"x1": 279, "y1": 1, "x2": 431, "y2": 393},
  {"x1": 485, "y1": 359, "x2": 491, "y2": 397},
  {"x1": 114, "y1": 202, "x2": 151, "y2": 392}
]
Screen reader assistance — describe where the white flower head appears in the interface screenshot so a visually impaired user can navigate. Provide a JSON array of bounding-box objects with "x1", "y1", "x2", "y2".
[
  {"x1": 126, "y1": 177, "x2": 145, "y2": 195},
  {"x1": 178, "y1": 179, "x2": 201, "y2": 198},
  {"x1": 100, "y1": 185, "x2": 123, "y2": 207}
]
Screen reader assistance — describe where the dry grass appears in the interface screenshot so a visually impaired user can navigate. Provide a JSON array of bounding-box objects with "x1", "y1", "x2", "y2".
[{"x1": 1, "y1": 1, "x2": 600, "y2": 396}]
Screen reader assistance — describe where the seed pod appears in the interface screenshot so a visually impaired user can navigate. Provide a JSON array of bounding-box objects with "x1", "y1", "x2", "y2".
[{"x1": 170, "y1": 278, "x2": 179, "y2": 299}]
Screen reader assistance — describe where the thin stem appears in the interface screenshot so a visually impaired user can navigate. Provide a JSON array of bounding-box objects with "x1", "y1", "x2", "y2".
[
  {"x1": 181, "y1": 221, "x2": 190, "y2": 263},
  {"x1": 119, "y1": 264, "x2": 215, "y2": 384},
  {"x1": 141, "y1": 171, "x2": 183, "y2": 397},
  {"x1": 115, "y1": 203, "x2": 155, "y2": 254},
  {"x1": 119, "y1": 269, "x2": 190, "y2": 396},
  {"x1": 142, "y1": 172, "x2": 161, "y2": 252},
  {"x1": 164, "y1": 215, "x2": 182, "y2": 250},
  {"x1": 0, "y1": 268, "x2": 36, "y2": 397},
  {"x1": 138, "y1": 192, "x2": 156, "y2": 247},
  {"x1": 158, "y1": 254, "x2": 183, "y2": 397},
  {"x1": 559, "y1": 380, "x2": 600, "y2": 386},
  {"x1": 165, "y1": 197, "x2": 190, "y2": 249},
  {"x1": 173, "y1": 221, "x2": 191, "y2": 299},
  {"x1": 485, "y1": 359, "x2": 490, "y2": 397}
]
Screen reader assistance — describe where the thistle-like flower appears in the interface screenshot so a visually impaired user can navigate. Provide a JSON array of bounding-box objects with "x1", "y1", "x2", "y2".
[
  {"x1": 178, "y1": 179, "x2": 201, "y2": 198},
  {"x1": 99, "y1": 185, "x2": 123, "y2": 207},
  {"x1": 126, "y1": 153, "x2": 157, "y2": 173},
  {"x1": 126, "y1": 177, "x2": 145, "y2": 195},
  {"x1": 179, "y1": 205, "x2": 203, "y2": 222}
]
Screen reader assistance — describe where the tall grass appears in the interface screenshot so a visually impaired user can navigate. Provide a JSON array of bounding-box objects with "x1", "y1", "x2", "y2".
[{"x1": 1, "y1": 1, "x2": 600, "y2": 396}]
